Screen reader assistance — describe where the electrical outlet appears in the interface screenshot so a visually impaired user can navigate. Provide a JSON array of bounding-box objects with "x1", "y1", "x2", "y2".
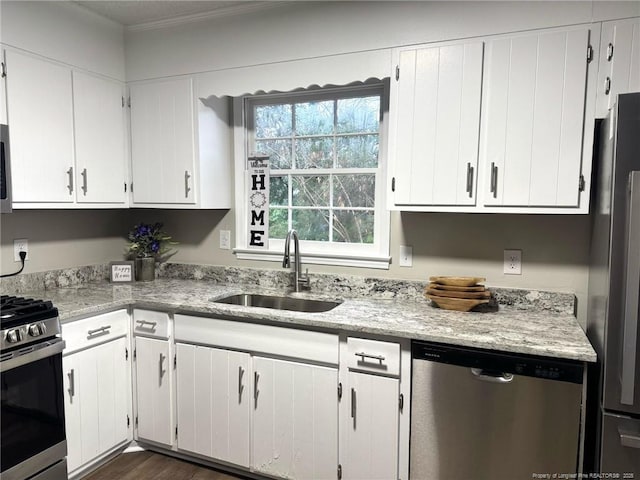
[
  {"x1": 399, "y1": 245, "x2": 413, "y2": 267},
  {"x1": 219, "y1": 230, "x2": 231, "y2": 250},
  {"x1": 14, "y1": 238, "x2": 28, "y2": 262},
  {"x1": 503, "y1": 249, "x2": 522, "y2": 275}
]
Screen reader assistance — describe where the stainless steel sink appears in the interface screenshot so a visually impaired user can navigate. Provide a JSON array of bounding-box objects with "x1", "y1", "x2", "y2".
[{"x1": 213, "y1": 294, "x2": 341, "y2": 313}]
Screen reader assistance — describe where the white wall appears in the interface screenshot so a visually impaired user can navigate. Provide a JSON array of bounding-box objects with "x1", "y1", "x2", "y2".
[
  {"x1": 0, "y1": 1, "x2": 125, "y2": 80},
  {"x1": 125, "y1": 1, "x2": 640, "y2": 82}
]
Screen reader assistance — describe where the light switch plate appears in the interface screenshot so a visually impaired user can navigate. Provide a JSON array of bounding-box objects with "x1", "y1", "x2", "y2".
[
  {"x1": 220, "y1": 230, "x2": 231, "y2": 250},
  {"x1": 399, "y1": 245, "x2": 413, "y2": 267}
]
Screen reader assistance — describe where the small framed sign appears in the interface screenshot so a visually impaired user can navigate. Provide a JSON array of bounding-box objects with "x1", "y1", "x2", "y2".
[{"x1": 110, "y1": 261, "x2": 134, "y2": 283}]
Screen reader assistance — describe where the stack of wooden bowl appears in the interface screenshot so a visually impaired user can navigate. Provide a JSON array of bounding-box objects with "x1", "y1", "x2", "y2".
[{"x1": 425, "y1": 276, "x2": 492, "y2": 312}]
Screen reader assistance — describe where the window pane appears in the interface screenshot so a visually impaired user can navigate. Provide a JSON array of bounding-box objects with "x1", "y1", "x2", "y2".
[
  {"x1": 270, "y1": 176, "x2": 288, "y2": 206},
  {"x1": 269, "y1": 208, "x2": 289, "y2": 238},
  {"x1": 292, "y1": 175, "x2": 329, "y2": 207},
  {"x1": 336, "y1": 135, "x2": 378, "y2": 168},
  {"x1": 337, "y1": 96, "x2": 380, "y2": 134},
  {"x1": 333, "y1": 210, "x2": 374, "y2": 244},
  {"x1": 295, "y1": 137, "x2": 334, "y2": 169},
  {"x1": 293, "y1": 209, "x2": 330, "y2": 241},
  {"x1": 295, "y1": 101, "x2": 334, "y2": 136},
  {"x1": 255, "y1": 104, "x2": 292, "y2": 138},
  {"x1": 333, "y1": 174, "x2": 375, "y2": 208},
  {"x1": 255, "y1": 139, "x2": 292, "y2": 169}
]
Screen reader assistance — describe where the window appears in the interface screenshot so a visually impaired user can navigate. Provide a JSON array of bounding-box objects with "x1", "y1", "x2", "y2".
[{"x1": 234, "y1": 84, "x2": 390, "y2": 269}]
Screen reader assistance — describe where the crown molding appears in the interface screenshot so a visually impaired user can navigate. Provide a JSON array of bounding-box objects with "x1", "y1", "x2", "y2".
[{"x1": 126, "y1": 1, "x2": 292, "y2": 32}]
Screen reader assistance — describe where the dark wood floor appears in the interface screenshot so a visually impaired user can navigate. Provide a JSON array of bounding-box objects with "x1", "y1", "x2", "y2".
[{"x1": 83, "y1": 450, "x2": 247, "y2": 480}]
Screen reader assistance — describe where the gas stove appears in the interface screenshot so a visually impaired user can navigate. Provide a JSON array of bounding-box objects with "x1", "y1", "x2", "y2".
[{"x1": 0, "y1": 295, "x2": 60, "y2": 352}]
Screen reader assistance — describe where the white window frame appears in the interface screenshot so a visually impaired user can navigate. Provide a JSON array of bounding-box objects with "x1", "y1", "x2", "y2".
[{"x1": 233, "y1": 83, "x2": 391, "y2": 269}]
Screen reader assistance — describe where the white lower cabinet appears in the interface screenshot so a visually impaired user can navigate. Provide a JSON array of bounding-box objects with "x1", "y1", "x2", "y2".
[
  {"x1": 134, "y1": 336, "x2": 174, "y2": 446},
  {"x1": 252, "y1": 356, "x2": 338, "y2": 479},
  {"x1": 343, "y1": 372, "x2": 399, "y2": 480},
  {"x1": 176, "y1": 343, "x2": 250, "y2": 467},
  {"x1": 63, "y1": 336, "x2": 130, "y2": 474}
]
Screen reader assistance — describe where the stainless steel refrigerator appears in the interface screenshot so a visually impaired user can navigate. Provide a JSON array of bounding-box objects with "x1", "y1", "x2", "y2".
[{"x1": 587, "y1": 92, "x2": 640, "y2": 475}]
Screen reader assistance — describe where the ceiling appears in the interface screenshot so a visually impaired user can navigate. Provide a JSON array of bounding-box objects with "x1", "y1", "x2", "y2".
[{"x1": 73, "y1": 1, "x2": 269, "y2": 27}]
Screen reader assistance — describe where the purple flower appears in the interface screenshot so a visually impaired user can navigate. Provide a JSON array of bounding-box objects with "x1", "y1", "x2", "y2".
[{"x1": 151, "y1": 241, "x2": 160, "y2": 253}]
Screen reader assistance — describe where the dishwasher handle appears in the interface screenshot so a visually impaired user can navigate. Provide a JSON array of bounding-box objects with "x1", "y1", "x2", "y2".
[{"x1": 470, "y1": 368, "x2": 514, "y2": 384}]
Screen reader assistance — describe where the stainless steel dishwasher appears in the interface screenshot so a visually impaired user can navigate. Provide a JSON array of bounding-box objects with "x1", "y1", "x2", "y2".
[{"x1": 410, "y1": 341, "x2": 584, "y2": 480}]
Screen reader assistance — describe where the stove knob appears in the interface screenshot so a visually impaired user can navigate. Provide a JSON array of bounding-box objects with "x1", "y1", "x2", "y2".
[
  {"x1": 28, "y1": 324, "x2": 43, "y2": 337},
  {"x1": 6, "y1": 329, "x2": 22, "y2": 343}
]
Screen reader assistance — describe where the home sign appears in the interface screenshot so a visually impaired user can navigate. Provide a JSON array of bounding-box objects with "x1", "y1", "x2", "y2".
[{"x1": 247, "y1": 156, "x2": 270, "y2": 249}]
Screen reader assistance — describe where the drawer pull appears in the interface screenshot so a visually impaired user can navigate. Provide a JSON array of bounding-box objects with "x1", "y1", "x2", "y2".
[
  {"x1": 87, "y1": 325, "x2": 111, "y2": 338},
  {"x1": 238, "y1": 366, "x2": 245, "y2": 400},
  {"x1": 68, "y1": 369, "x2": 75, "y2": 399},
  {"x1": 136, "y1": 320, "x2": 157, "y2": 329},
  {"x1": 159, "y1": 353, "x2": 166, "y2": 380},
  {"x1": 355, "y1": 352, "x2": 385, "y2": 363},
  {"x1": 351, "y1": 388, "x2": 357, "y2": 424},
  {"x1": 254, "y1": 371, "x2": 260, "y2": 408}
]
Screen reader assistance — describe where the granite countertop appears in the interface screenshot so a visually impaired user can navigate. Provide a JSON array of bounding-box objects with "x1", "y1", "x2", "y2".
[{"x1": 24, "y1": 278, "x2": 596, "y2": 362}]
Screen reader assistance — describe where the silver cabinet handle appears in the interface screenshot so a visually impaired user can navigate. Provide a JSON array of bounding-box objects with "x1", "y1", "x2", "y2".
[
  {"x1": 136, "y1": 320, "x2": 157, "y2": 329},
  {"x1": 471, "y1": 368, "x2": 513, "y2": 384},
  {"x1": 87, "y1": 325, "x2": 111, "y2": 338},
  {"x1": 159, "y1": 353, "x2": 166, "y2": 380},
  {"x1": 67, "y1": 167, "x2": 74, "y2": 194},
  {"x1": 490, "y1": 163, "x2": 498, "y2": 198},
  {"x1": 355, "y1": 352, "x2": 385, "y2": 363},
  {"x1": 81, "y1": 168, "x2": 88, "y2": 195},
  {"x1": 466, "y1": 163, "x2": 474, "y2": 198},
  {"x1": 607, "y1": 42, "x2": 614, "y2": 61},
  {"x1": 184, "y1": 170, "x2": 191, "y2": 198},
  {"x1": 620, "y1": 430, "x2": 640, "y2": 449},
  {"x1": 68, "y1": 369, "x2": 75, "y2": 398},
  {"x1": 605, "y1": 77, "x2": 612, "y2": 95},
  {"x1": 254, "y1": 371, "x2": 259, "y2": 407},
  {"x1": 351, "y1": 388, "x2": 356, "y2": 422},
  {"x1": 621, "y1": 171, "x2": 640, "y2": 405},
  {"x1": 238, "y1": 366, "x2": 245, "y2": 400}
]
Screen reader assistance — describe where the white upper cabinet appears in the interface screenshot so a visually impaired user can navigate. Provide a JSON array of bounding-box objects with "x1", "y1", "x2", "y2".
[
  {"x1": 480, "y1": 26, "x2": 597, "y2": 210},
  {"x1": 389, "y1": 41, "x2": 483, "y2": 207},
  {"x1": 130, "y1": 78, "x2": 196, "y2": 205},
  {"x1": 4, "y1": 48, "x2": 128, "y2": 208},
  {"x1": 73, "y1": 71, "x2": 127, "y2": 204},
  {"x1": 5, "y1": 49, "x2": 75, "y2": 204},
  {"x1": 129, "y1": 77, "x2": 232, "y2": 209},
  {"x1": 596, "y1": 17, "x2": 640, "y2": 118}
]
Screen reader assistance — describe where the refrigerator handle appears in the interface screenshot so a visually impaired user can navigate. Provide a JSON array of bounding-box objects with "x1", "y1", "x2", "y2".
[{"x1": 621, "y1": 171, "x2": 640, "y2": 406}]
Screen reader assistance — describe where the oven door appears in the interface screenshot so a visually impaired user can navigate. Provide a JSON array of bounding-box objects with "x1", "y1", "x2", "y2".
[{"x1": 1, "y1": 339, "x2": 67, "y2": 480}]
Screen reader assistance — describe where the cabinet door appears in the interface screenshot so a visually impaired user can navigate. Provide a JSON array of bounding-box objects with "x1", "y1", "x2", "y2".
[
  {"x1": 176, "y1": 343, "x2": 250, "y2": 467},
  {"x1": 391, "y1": 42, "x2": 483, "y2": 206},
  {"x1": 63, "y1": 337, "x2": 130, "y2": 474},
  {"x1": 597, "y1": 18, "x2": 640, "y2": 118},
  {"x1": 130, "y1": 78, "x2": 196, "y2": 205},
  {"x1": 481, "y1": 28, "x2": 591, "y2": 208},
  {"x1": 343, "y1": 372, "x2": 399, "y2": 480},
  {"x1": 5, "y1": 49, "x2": 74, "y2": 203},
  {"x1": 253, "y1": 357, "x2": 338, "y2": 479},
  {"x1": 135, "y1": 336, "x2": 174, "y2": 446},
  {"x1": 73, "y1": 71, "x2": 127, "y2": 204}
]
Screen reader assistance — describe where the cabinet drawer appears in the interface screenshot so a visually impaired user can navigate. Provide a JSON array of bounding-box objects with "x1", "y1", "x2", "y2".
[
  {"x1": 133, "y1": 309, "x2": 170, "y2": 339},
  {"x1": 346, "y1": 337, "x2": 400, "y2": 376},
  {"x1": 62, "y1": 309, "x2": 129, "y2": 354}
]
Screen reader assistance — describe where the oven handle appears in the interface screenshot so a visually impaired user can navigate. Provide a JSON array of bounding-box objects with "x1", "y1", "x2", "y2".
[{"x1": 1, "y1": 339, "x2": 65, "y2": 372}]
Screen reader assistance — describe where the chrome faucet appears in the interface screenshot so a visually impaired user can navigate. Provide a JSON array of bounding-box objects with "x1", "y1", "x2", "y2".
[{"x1": 283, "y1": 229, "x2": 310, "y2": 292}]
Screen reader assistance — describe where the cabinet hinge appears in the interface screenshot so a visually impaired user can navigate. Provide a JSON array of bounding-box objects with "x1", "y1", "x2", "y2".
[
  {"x1": 587, "y1": 45, "x2": 593, "y2": 63},
  {"x1": 127, "y1": 415, "x2": 130, "y2": 428},
  {"x1": 338, "y1": 464, "x2": 342, "y2": 480},
  {"x1": 399, "y1": 393, "x2": 404, "y2": 412},
  {"x1": 337, "y1": 382, "x2": 342, "y2": 400},
  {"x1": 125, "y1": 348, "x2": 128, "y2": 360},
  {"x1": 1, "y1": 62, "x2": 6, "y2": 78},
  {"x1": 395, "y1": 65, "x2": 400, "y2": 81},
  {"x1": 391, "y1": 177, "x2": 396, "y2": 192},
  {"x1": 579, "y1": 174, "x2": 585, "y2": 192}
]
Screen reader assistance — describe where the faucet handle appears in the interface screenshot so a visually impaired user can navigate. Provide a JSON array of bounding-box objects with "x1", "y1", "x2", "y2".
[{"x1": 299, "y1": 269, "x2": 311, "y2": 289}]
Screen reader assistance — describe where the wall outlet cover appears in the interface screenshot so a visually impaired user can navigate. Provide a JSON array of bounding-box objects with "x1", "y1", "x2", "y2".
[
  {"x1": 503, "y1": 249, "x2": 522, "y2": 275},
  {"x1": 14, "y1": 238, "x2": 28, "y2": 262},
  {"x1": 220, "y1": 230, "x2": 231, "y2": 250},
  {"x1": 399, "y1": 245, "x2": 413, "y2": 267}
]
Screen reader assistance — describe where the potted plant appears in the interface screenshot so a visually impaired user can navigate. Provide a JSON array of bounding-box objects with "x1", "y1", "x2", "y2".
[{"x1": 126, "y1": 222, "x2": 177, "y2": 281}]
